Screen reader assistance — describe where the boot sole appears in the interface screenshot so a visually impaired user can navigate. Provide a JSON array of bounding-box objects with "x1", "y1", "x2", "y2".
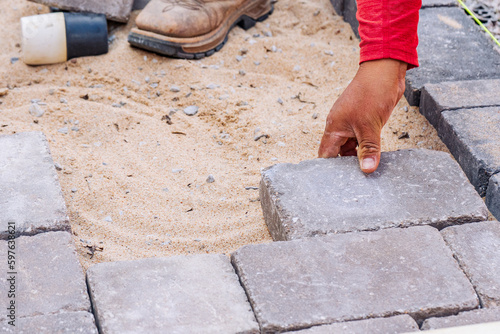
[{"x1": 128, "y1": 3, "x2": 273, "y2": 59}]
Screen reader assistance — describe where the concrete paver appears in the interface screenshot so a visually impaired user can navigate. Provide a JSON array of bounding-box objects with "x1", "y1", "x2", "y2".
[
  {"x1": 438, "y1": 107, "x2": 500, "y2": 196},
  {"x1": 0, "y1": 132, "x2": 69, "y2": 239},
  {"x1": 405, "y1": 7, "x2": 500, "y2": 105},
  {"x1": 441, "y1": 221, "x2": 500, "y2": 307},
  {"x1": 231, "y1": 226, "x2": 479, "y2": 333},
  {"x1": 260, "y1": 149, "x2": 487, "y2": 241},
  {"x1": 487, "y1": 174, "x2": 500, "y2": 220},
  {"x1": 28, "y1": 0, "x2": 134, "y2": 22},
  {"x1": 0, "y1": 311, "x2": 98, "y2": 334},
  {"x1": 420, "y1": 79, "x2": 500, "y2": 129},
  {"x1": 0, "y1": 232, "x2": 90, "y2": 321},
  {"x1": 422, "y1": 307, "x2": 500, "y2": 330},
  {"x1": 87, "y1": 254, "x2": 259, "y2": 334},
  {"x1": 290, "y1": 315, "x2": 419, "y2": 333}
]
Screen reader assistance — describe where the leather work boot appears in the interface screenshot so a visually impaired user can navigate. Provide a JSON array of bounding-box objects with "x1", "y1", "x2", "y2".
[{"x1": 128, "y1": 0, "x2": 273, "y2": 59}]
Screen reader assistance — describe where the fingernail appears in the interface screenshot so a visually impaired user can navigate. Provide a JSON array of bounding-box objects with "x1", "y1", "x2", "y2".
[{"x1": 361, "y1": 157, "x2": 376, "y2": 171}]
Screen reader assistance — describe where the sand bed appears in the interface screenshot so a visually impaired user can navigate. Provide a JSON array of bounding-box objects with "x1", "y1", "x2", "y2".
[{"x1": 0, "y1": 0, "x2": 448, "y2": 270}]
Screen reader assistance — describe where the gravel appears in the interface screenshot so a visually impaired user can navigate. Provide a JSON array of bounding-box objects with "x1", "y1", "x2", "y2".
[
  {"x1": 183, "y1": 105, "x2": 199, "y2": 116},
  {"x1": 29, "y1": 103, "x2": 45, "y2": 117}
]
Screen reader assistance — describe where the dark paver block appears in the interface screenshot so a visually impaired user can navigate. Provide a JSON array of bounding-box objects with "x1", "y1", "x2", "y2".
[
  {"x1": 87, "y1": 254, "x2": 259, "y2": 334},
  {"x1": 422, "y1": 0, "x2": 458, "y2": 7},
  {"x1": 260, "y1": 149, "x2": 487, "y2": 241},
  {"x1": 329, "y1": 0, "x2": 343, "y2": 16},
  {"x1": 231, "y1": 226, "x2": 479, "y2": 333},
  {"x1": 0, "y1": 311, "x2": 98, "y2": 334},
  {"x1": 29, "y1": 0, "x2": 134, "y2": 22},
  {"x1": 0, "y1": 232, "x2": 90, "y2": 321},
  {"x1": 343, "y1": 0, "x2": 359, "y2": 38},
  {"x1": 133, "y1": 0, "x2": 151, "y2": 10},
  {"x1": 405, "y1": 7, "x2": 500, "y2": 106},
  {"x1": 420, "y1": 79, "x2": 500, "y2": 129},
  {"x1": 486, "y1": 174, "x2": 500, "y2": 220},
  {"x1": 422, "y1": 307, "x2": 500, "y2": 330},
  {"x1": 291, "y1": 315, "x2": 419, "y2": 333},
  {"x1": 0, "y1": 132, "x2": 69, "y2": 239},
  {"x1": 441, "y1": 221, "x2": 500, "y2": 307},
  {"x1": 438, "y1": 107, "x2": 500, "y2": 196}
]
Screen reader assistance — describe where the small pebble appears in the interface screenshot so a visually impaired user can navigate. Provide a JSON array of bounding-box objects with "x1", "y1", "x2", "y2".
[
  {"x1": 245, "y1": 186, "x2": 259, "y2": 190},
  {"x1": 10, "y1": 57, "x2": 19, "y2": 64},
  {"x1": 60, "y1": 98, "x2": 68, "y2": 104},
  {"x1": 254, "y1": 61, "x2": 260, "y2": 66},
  {"x1": 31, "y1": 98, "x2": 41, "y2": 103},
  {"x1": 58, "y1": 127, "x2": 68, "y2": 134},
  {"x1": 170, "y1": 85, "x2": 181, "y2": 92},
  {"x1": 183, "y1": 105, "x2": 199, "y2": 116},
  {"x1": 239, "y1": 69, "x2": 246, "y2": 76},
  {"x1": 324, "y1": 50, "x2": 334, "y2": 56},
  {"x1": 71, "y1": 188, "x2": 78, "y2": 193},
  {"x1": 150, "y1": 83, "x2": 159, "y2": 88},
  {"x1": 29, "y1": 103, "x2": 45, "y2": 117},
  {"x1": 206, "y1": 174, "x2": 215, "y2": 183},
  {"x1": 263, "y1": 31, "x2": 272, "y2": 37},
  {"x1": 104, "y1": 216, "x2": 113, "y2": 222},
  {"x1": 48, "y1": 89, "x2": 55, "y2": 95},
  {"x1": 145, "y1": 76, "x2": 150, "y2": 83},
  {"x1": 277, "y1": 141, "x2": 286, "y2": 147},
  {"x1": 237, "y1": 101, "x2": 248, "y2": 106},
  {"x1": 54, "y1": 162, "x2": 63, "y2": 171},
  {"x1": 277, "y1": 97, "x2": 284, "y2": 104},
  {"x1": 71, "y1": 127, "x2": 79, "y2": 132},
  {"x1": 206, "y1": 83, "x2": 219, "y2": 89},
  {"x1": 172, "y1": 168, "x2": 183, "y2": 173},
  {"x1": 293, "y1": 65, "x2": 301, "y2": 71},
  {"x1": 112, "y1": 103, "x2": 122, "y2": 108},
  {"x1": 0, "y1": 88, "x2": 9, "y2": 97},
  {"x1": 403, "y1": 106, "x2": 409, "y2": 112},
  {"x1": 271, "y1": 45, "x2": 277, "y2": 52},
  {"x1": 236, "y1": 55, "x2": 243, "y2": 62},
  {"x1": 312, "y1": 113, "x2": 319, "y2": 119}
]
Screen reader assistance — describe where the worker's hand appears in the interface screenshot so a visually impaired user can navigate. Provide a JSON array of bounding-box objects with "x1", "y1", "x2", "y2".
[{"x1": 318, "y1": 58, "x2": 408, "y2": 173}]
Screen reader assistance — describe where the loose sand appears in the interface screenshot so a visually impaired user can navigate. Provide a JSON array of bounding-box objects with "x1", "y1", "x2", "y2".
[{"x1": 0, "y1": 0, "x2": 449, "y2": 270}]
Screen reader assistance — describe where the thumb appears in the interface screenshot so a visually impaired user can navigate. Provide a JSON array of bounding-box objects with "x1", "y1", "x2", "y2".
[{"x1": 356, "y1": 127, "x2": 382, "y2": 174}]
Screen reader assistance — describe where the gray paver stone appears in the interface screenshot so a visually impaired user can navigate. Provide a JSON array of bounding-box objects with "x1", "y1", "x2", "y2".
[
  {"x1": 0, "y1": 132, "x2": 69, "y2": 239},
  {"x1": 0, "y1": 232, "x2": 90, "y2": 321},
  {"x1": 290, "y1": 315, "x2": 419, "y2": 333},
  {"x1": 343, "y1": 0, "x2": 359, "y2": 38},
  {"x1": 260, "y1": 149, "x2": 487, "y2": 241},
  {"x1": 86, "y1": 254, "x2": 259, "y2": 334},
  {"x1": 486, "y1": 174, "x2": 500, "y2": 220},
  {"x1": 28, "y1": 0, "x2": 134, "y2": 22},
  {"x1": 133, "y1": 0, "x2": 151, "y2": 10},
  {"x1": 438, "y1": 107, "x2": 500, "y2": 196},
  {"x1": 420, "y1": 79, "x2": 500, "y2": 129},
  {"x1": 405, "y1": 7, "x2": 500, "y2": 106},
  {"x1": 231, "y1": 226, "x2": 479, "y2": 333},
  {"x1": 422, "y1": 0, "x2": 458, "y2": 7},
  {"x1": 441, "y1": 221, "x2": 500, "y2": 307},
  {"x1": 329, "y1": 0, "x2": 343, "y2": 16},
  {"x1": 422, "y1": 307, "x2": 500, "y2": 330},
  {"x1": 0, "y1": 311, "x2": 98, "y2": 334}
]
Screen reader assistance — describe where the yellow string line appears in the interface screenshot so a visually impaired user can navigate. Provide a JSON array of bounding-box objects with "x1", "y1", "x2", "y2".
[{"x1": 456, "y1": 0, "x2": 500, "y2": 47}]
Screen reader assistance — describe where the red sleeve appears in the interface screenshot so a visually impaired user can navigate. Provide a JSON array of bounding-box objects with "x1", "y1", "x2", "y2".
[{"x1": 357, "y1": 0, "x2": 421, "y2": 69}]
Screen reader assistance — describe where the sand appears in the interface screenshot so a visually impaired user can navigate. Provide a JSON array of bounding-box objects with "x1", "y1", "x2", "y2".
[{"x1": 0, "y1": 0, "x2": 449, "y2": 270}]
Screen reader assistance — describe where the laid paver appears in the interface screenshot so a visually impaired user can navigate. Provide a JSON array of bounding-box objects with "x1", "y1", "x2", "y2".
[
  {"x1": 343, "y1": 0, "x2": 359, "y2": 38},
  {"x1": 438, "y1": 107, "x2": 500, "y2": 196},
  {"x1": 441, "y1": 221, "x2": 500, "y2": 307},
  {"x1": 422, "y1": 0, "x2": 458, "y2": 7},
  {"x1": 405, "y1": 7, "x2": 500, "y2": 106},
  {"x1": 420, "y1": 79, "x2": 500, "y2": 129},
  {"x1": 260, "y1": 149, "x2": 487, "y2": 241},
  {"x1": 0, "y1": 231, "x2": 91, "y2": 321},
  {"x1": 290, "y1": 315, "x2": 419, "y2": 333},
  {"x1": 231, "y1": 226, "x2": 479, "y2": 333},
  {"x1": 0, "y1": 132, "x2": 69, "y2": 239},
  {"x1": 329, "y1": 0, "x2": 343, "y2": 16},
  {"x1": 28, "y1": 0, "x2": 134, "y2": 22},
  {"x1": 0, "y1": 311, "x2": 98, "y2": 334},
  {"x1": 487, "y1": 174, "x2": 500, "y2": 220},
  {"x1": 87, "y1": 254, "x2": 259, "y2": 334},
  {"x1": 422, "y1": 307, "x2": 500, "y2": 330}
]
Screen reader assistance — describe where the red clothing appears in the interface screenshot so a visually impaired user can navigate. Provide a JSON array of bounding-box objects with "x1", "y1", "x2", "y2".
[{"x1": 357, "y1": 0, "x2": 421, "y2": 68}]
